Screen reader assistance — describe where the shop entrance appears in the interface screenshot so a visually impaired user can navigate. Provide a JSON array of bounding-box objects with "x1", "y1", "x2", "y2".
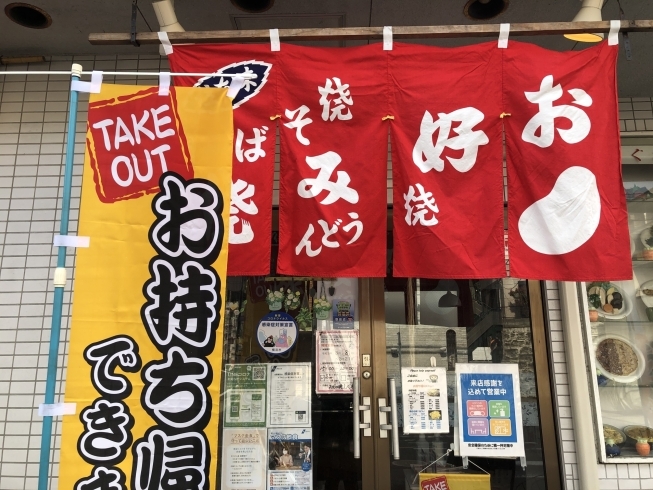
[{"x1": 218, "y1": 275, "x2": 561, "y2": 490}]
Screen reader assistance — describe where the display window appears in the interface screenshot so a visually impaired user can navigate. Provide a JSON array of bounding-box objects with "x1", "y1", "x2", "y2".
[{"x1": 581, "y1": 137, "x2": 653, "y2": 461}]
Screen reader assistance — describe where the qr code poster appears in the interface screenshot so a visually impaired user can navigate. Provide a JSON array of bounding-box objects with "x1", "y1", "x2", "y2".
[{"x1": 224, "y1": 364, "x2": 268, "y2": 428}]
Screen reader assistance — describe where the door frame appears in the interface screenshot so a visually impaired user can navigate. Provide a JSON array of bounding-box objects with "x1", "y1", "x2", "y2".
[{"x1": 357, "y1": 278, "x2": 562, "y2": 490}]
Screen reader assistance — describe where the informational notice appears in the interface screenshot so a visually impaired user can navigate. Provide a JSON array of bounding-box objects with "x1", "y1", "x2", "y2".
[
  {"x1": 268, "y1": 428, "x2": 313, "y2": 490},
  {"x1": 401, "y1": 366, "x2": 448, "y2": 434},
  {"x1": 316, "y1": 331, "x2": 359, "y2": 394},
  {"x1": 332, "y1": 299, "x2": 355, "y2": 329},
  {"x1": 222, "y1": 428, "x2": 267, "y2": 490},
  {"x1": 224, "y1": 364, "x2": 268, "y2": 427},
  {"x1": 455, "y1": 363, "x2": 525, "y2": 459},
  {"x1": 268, "y1": 363, "x2": 311, "y2": 427}
]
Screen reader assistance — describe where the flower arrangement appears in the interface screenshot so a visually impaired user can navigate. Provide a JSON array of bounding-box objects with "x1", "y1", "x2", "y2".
[
  {"x1": 284, "y1": 289, "x2": 301, "y2": 312},
  {"x1": 313, "y1": 297, "x2": 332, "y2": 320},
  {"x1": 266, "y1": 288, "x2": 284, "y2": 311}
]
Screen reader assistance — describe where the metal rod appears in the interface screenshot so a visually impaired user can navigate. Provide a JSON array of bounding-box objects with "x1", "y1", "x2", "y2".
[
  {"x1": 0, "y1": 70, "x2": 252, "y2": 77},
  {"x1": 37, "y1": 63, "x2": 81, "y2": 490},
  {"x1": 353, "y1": 377, "x2": 361, "y2": 459},
  {"x1": 88, "y1": 19, "x2": 653, "y2": 45},
  {"x1": 388, "y1": 378, "x2": 400, "y2": 460}
]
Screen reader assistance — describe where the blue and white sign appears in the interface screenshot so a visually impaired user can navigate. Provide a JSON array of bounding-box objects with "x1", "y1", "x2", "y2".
[
  {"x1": 257, "y1": 311, "x2": 298, "y2": 356},
  {"x1": 455, "y1": 363, "x2": 525, "y2": 459}
]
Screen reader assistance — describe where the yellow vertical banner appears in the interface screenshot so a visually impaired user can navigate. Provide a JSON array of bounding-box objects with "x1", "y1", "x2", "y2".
[{"x1": 59, "y1": 84, "x2": 232, "y2": 489}]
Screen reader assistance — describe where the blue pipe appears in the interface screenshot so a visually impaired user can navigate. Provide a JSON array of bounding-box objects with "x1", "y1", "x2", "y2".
[{"x1": 38, "y1": 66, "x2": 81, "y2": 490}]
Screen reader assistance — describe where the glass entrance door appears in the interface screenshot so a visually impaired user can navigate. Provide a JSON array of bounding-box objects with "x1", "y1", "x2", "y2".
[
  {"x1": 218, "y1": 276, "x2": 366, "y2": 490},
  {"x1": 366, "y1": 277, "x2": 561, "y2": 490},
  {"x1": 216, "y1": 275, "x2": 560, "y2": 490}
]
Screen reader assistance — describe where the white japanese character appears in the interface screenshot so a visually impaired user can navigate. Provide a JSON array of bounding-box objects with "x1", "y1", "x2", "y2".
[
  {"x1": 413, "y1": 108, "x2": 488, "y2": 173},
  {"x1": 240, "y1": 66, "x2": 259, "y2": 93},
  {"x1": 404, "y1": 183, "x2": 439, "y2": 226},
  {"x1": 297, "y1": 151, "x2": 359, "y2": 205},
  {"x1": 318, "y1": 219, "x2": 340, "y2": 248},
  {"x1": 342, "y1": 212, "x2": 363, "y2": 244},
  {"x1": 284, "y1": 105, "x2": 313, "y2": 145},
  {"x1": 295, "y1": 224, "x2": 322, "y2": 257},
  {"x1": 522, "y1": 75, "x2": 592, "y2": 148},
  {"x1": 318, "y1": 77, "x2": 353, "y2": 121},
  {"x1": 229, "y1": 179, "x2": 257, "y2": 245},
  {"x1": 235, "y1": 126, "x2": 268, "y2": 163}
]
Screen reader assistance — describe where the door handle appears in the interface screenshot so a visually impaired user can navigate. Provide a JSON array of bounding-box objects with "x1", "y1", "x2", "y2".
[
  {"x1": 353, "y1": 377, "x2": 371, "y2": 459},
  {"x1": 378, "y1": 378, "x2": 400, "y2": 460}
]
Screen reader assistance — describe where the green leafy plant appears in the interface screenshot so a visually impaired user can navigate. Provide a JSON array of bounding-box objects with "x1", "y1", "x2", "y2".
[{"x1": 295, "y1": 307, "x2": 313, "y2": 331}]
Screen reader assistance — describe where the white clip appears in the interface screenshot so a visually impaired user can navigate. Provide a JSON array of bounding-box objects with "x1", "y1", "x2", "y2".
[
  {"x1": 227, "y1": 75, "x2": 246, "y2": 98},
  {"x1": 70, "y1": 70, "x2": 103, "y2": 93},
  {"x1": 383, "y1": 26, "x2": 393, "y2": 51},
  {"x1": 158, "y1": 31, "x2": 174, "y2": 55},
  {"x1": 270, "y1": 28, "x2": 280, "y2": 51},
  {"x1": 498, "y1": 23, "x2": 510, "y2": 49},
  {"x1": 53, "y1": 267, "x2": 67, "y2": 288},
  {"x1": 159, "y1": 72, "x2": 171, "y2": 96},
  {"x1": 39, "y1": 403, "x2": 77, "y2": 417},
  {"x1": 608, "y1": 19, "x2": 620, "y2": 46},
  {"x1": 53, "y1": 235, "x2": 90, "y2": 248}
]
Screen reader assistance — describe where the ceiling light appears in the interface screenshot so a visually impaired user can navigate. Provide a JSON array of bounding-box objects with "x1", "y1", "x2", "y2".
[
  {"x1": 438, "y1": 291, "x2": 462, "y2": 308},
  {"x1": 231, "y1": 0, "x2": 275, "y2": 14},
  {"x1": 564, "y1": 0, "x2": 605, "y2": 43},
  {"x1": 464, "y1": 0, "x2": 509, "y2": 21},
  {"x1": 4, "y1": 2, "x2": 52, "y2": 29}
]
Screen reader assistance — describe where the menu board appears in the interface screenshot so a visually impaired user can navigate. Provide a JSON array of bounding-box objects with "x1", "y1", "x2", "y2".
[
  {"x1": 224, "y1": 364, "x2": 268, "y2": 427},
  {"x1": 401, "y1": 367, "x2": 449, "y2": 434},
  {"x1": 268, "y1": 428, "x2": 313, "y2": 490},
  {"x1": 455, "y1": 363, "x2": 525, "y2": 459},
  {"x1": 222, "y1": 428, "x2": 267, "y2": 490},
  {"x1": 316, "y1": 331, "x2": 359, "y2": 394},
  {"x1": 268, "y1": 363, "x2": 311, "y2": 427}
]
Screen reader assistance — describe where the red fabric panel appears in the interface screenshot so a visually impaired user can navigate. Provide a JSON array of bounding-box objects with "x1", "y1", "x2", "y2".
[
  {"x1": 503, "y1": 41, "x2": 632, "y2": 281},
  {"x1": 277, "y1": 44, "x2": 388, "y2": 277},
  {"x1": 168, "y1": 44, "x2": 278, "y2": 275},
  {"x1": 389, "y1": 42, "x2": 505, "y2": 278}
]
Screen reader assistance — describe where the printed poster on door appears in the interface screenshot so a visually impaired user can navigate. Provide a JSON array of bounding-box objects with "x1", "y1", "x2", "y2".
[
  {"x1": 268, "y1": 363, "x2": 312, "y2": 427},
  {"x1": 58, "y1": 85, "x2": 233, "y2": 490},
  {"x1": 455, "y1": 363, "x2": 525, "y2": 459},
  {"x1": 224, "y1": 364, "x2": 268, "y2": 427},
  {"x1": 268, "y1": 428, "x2": 313, "y2": 490},
  {"x1": 222, "y1": 428, "x2": 268, "y2": 490},
  {"x1": 401, "y1": 367, "x2": 449, "y2": 434},
  {"x1": 316, "y1": 331, "x2": 359, "y2": 393}
]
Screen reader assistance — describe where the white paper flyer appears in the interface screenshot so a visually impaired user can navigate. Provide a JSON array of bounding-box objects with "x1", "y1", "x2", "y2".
[
  {"x1": 268, "y1": 363, "x2": 311, "y2": 427},
  {"x1": 401, "y1": 366, "x2": 449, "y2": 434}
]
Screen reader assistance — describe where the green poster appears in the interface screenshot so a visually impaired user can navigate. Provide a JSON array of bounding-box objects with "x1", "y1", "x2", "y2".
[{"x1": 224, "y1": 364, "x2": 268, "y2": 427}]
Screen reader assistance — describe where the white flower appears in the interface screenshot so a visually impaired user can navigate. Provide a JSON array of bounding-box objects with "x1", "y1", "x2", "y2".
[
  {"x1": 274, "y1": 291, "x2": 283, "y2": 298},
  {"x1": 287, "y1": 289, "x2": 292, "y2": 294}
]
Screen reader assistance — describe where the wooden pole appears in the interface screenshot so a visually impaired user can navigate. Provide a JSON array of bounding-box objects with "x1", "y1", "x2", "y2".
[{"x1": 89, "y1": 20, "x2": 653, "y2": 45}]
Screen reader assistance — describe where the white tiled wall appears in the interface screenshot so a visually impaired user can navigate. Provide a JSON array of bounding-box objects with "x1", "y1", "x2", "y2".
[
  {"x1": 1, "y1": 57, "x2": 652, "y2": 490},
  {"x1": 0, "y1": 54, "x2": 167, "y2": 490}
]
